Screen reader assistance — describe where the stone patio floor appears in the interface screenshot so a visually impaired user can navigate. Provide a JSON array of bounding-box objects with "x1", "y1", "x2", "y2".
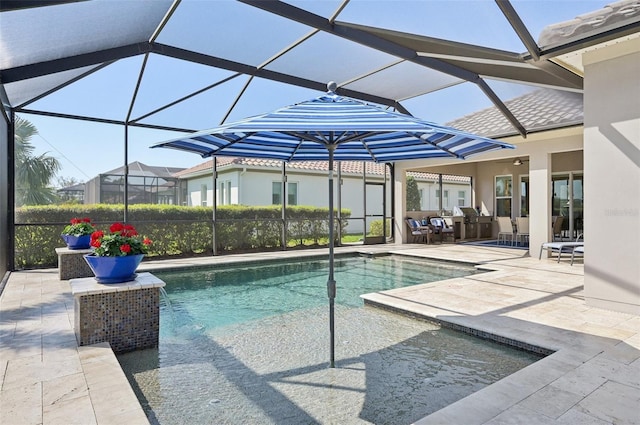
[{"x1": 1, "y1": 243, "x2": 638, "y2": 424}]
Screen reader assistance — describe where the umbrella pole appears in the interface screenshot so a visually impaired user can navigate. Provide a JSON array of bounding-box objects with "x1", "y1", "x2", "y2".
[{"x1": 327, "y1": 145, "x2": 336, "y2": 368}]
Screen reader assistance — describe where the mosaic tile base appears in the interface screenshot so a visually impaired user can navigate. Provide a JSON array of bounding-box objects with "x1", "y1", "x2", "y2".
[
  {"x1": 74, "y1": 287, "x2": 160, "y2": 353},
  {"x1": 56, "y1": 247, "x2": 94, "y2": 280}
]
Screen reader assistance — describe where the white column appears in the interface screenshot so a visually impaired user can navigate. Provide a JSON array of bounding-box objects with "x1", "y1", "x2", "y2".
[
  {"x1": 529, "y1": 152, "x2": 552, "y2": 259},
  {"x1": 393, "y1": 164, "x2": 408, "y2": 244},
  {"x1": 583, "y1": 38, "x2": 640, "y2": 314}
]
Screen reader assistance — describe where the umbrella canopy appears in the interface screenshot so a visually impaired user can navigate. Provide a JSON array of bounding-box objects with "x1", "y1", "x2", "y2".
[
  {"x1": 152, "y1": 87, "x2": 514, "y2": 162},
  {"x1": 151, "y1": 83, "x2": 514, "y2": 368}
]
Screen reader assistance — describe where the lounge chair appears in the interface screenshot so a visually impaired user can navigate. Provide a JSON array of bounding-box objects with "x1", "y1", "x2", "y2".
[
  {"x1": 405, "y1": 218, "x2": 431, "y2": 244},
  {"x1": 539, "y1": 233, "x2": 583, "y2": 263},
  {"x1": 496, "y1": 216, "x2": 514, "y2": 245},
  {"x1": 570, "y1": 246, "x2": 584, "y2": 265}
]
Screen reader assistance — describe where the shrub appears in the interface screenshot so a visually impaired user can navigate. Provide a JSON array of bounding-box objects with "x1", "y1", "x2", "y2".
[
  {"x1": 14, "y1": 204, "x2": 351, "y2": 269},
  {"x1": 369, "y1": 218, "x2": 391, "y2": 237}
]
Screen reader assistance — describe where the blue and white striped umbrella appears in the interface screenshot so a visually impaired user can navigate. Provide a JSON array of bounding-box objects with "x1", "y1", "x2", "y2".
[
  {"x1": 151, "y1": 89, "x2": 514, "y2": 162},
  {"x1": 151, "y1": 85, "x2": 514, "y2": 368}
]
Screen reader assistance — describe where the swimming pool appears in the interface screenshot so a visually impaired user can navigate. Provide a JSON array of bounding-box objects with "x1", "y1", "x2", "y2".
[{"x1": 118, "y1": 255, "x2": 541, "y2": 425}]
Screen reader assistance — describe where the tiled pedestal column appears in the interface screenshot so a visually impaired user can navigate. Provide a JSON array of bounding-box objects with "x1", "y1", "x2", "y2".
[
  {"x1": 70, "y1": 272, "x2": 166, "y2": 353},
  {"x1": 55, "y1": 247, "x2": 94, "y2": 280}
]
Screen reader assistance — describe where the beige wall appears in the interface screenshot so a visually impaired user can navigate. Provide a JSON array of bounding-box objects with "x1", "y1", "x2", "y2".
[
  {"x1": 552, "y1": 151, "x2": 583, "y2": 172},
  {"x1": 583, "y1": 37, "x2": 640, "y2": 314}
]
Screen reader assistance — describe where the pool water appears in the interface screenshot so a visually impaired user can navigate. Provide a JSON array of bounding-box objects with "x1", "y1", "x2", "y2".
[
  {"x1": 118, "y1": 255, "x2": 542, "y2": 425},
  {"x1": 156, "y1": 255, "x2": 479, "y2": 335}
]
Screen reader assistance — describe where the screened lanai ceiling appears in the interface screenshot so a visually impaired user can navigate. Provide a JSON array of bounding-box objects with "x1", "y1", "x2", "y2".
[{"x1": 2, "y1": 0, "x2": 640, "y2": 139}]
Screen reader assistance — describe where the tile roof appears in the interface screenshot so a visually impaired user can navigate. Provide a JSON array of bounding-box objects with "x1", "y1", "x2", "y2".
[
  {"x1": 173, "y1": 158, "x2": 469, "y2": 183},
  {"x1": 445, "y1": 88, "x2": 583, "y2": 138},
  {"x1": 538, "y1": 0, "x2": 640, "y2": 47}
]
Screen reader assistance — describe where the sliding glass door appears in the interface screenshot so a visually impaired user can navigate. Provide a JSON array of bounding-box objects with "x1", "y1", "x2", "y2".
[
  {"x1": 519, "y1": 175, "x2": 529, "y2": 217},
  {"x1": 552, "y1": 173, "x2": 583, "y2": 239}
]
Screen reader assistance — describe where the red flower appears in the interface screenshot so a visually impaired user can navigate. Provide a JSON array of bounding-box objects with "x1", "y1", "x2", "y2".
[
  {"x1": 122, "y1": 224, "x2": 137, "y2": 237},
  {"x1": 82, "y1": 217, "x2": 91, "y2": 223},
  {"x1": 89, "y1": 222, "x2": 150, "y2": 257},
  {"x1": 70, "y1": 218, "x2": 81, "y2": 225},
  {"x1": 110, "y1": 222, "x2": 125, "y2": 233}
]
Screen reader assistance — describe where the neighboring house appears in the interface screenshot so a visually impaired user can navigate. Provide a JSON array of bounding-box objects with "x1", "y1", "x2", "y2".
[
  {"x1": 57, "y1": 182, "x2": 85, "y2": 203},
  {"x1": 83, "y1": 161, "x2": 185, "y2": 205},
  {"x1": 173, "y1": 157, "x2": 471, "y2": 233}
]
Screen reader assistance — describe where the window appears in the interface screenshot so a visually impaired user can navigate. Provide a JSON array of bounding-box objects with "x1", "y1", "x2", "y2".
[
  {"x1": 418, "y1": 188, "x2": 424, "y2": 209},
  {"x1": 443, "y1": 189, "x2": 449, "y2": 207},
  {"x1": 200, "y1": 184, "x2": 207, "y2": 206},
  {"x1": 272, "y1": 182, "x2": 281, "y2": 204},
  {"x1": 287, "y1": 182, "x2": 298, "y2": 206},
  {"x1": 273, "y1": 181, "x2": 298, "y2": 205},
  {"x1": 458, "y1": 190, "x2": 466, "y2": 206},
  {"x1": 218, "y1": 182, "x2": 225, "y2": 205},
  {"x1": 495, "y1": 175, "x2": 512, "y2": 217},
  {"x1": 520, "y1": 176, "x2": 529, "y2": 216},
  {"x1": 215, "y1": 180, "x2": 232, "y2": 205}
]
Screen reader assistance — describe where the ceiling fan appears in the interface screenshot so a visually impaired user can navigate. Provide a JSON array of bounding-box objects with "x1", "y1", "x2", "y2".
[{"x1": 497, "y1": 157, "x2": 529, "y2": 166}]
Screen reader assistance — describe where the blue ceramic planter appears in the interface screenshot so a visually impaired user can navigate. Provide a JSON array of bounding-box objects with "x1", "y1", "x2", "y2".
[
  {"x1": 83, "y1": 254, "x2": 144, "y2": 284},
  {"x1": 62, "y1": 234, "x2": 91, "y2": 250}
]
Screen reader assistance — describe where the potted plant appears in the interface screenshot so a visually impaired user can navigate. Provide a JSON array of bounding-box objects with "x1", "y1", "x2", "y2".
[
  {"x1": 61, "y1": 217, "x2": 96, "y2": 249},
  {"x1": 84, "y1": 222, "x2": 152, "y2": 284}
]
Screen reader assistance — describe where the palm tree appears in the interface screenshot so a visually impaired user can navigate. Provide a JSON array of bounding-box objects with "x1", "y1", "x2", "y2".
[{"x1": 15, "y1": 117, "x2": 61, "y2": 206}]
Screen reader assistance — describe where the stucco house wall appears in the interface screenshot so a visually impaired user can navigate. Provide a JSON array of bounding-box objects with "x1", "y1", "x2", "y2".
[
  {"x1": 179, "y1": 164, "x2": 468, "y2": 234},
  {"x1": 583, "y1": 37, "x2": 640, "y2": 314}
]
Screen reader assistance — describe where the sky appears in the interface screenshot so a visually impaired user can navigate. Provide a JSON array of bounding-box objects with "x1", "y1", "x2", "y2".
[{"x1": 14, "y1": 0, "x2": 606, "y2": 186}]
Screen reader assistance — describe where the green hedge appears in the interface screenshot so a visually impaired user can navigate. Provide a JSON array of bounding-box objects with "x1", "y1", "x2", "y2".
[
  {"x1": 369, "y1": 218, "x2": 391, "y2": 237},
  {"x1": 14, "y1": 204, "x2": 351, "y2": 269}
]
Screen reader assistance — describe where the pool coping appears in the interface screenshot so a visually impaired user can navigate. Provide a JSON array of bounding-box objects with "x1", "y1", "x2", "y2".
[{"x1": 362, "y1": 297, "x2": 555, "y2": 357}]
